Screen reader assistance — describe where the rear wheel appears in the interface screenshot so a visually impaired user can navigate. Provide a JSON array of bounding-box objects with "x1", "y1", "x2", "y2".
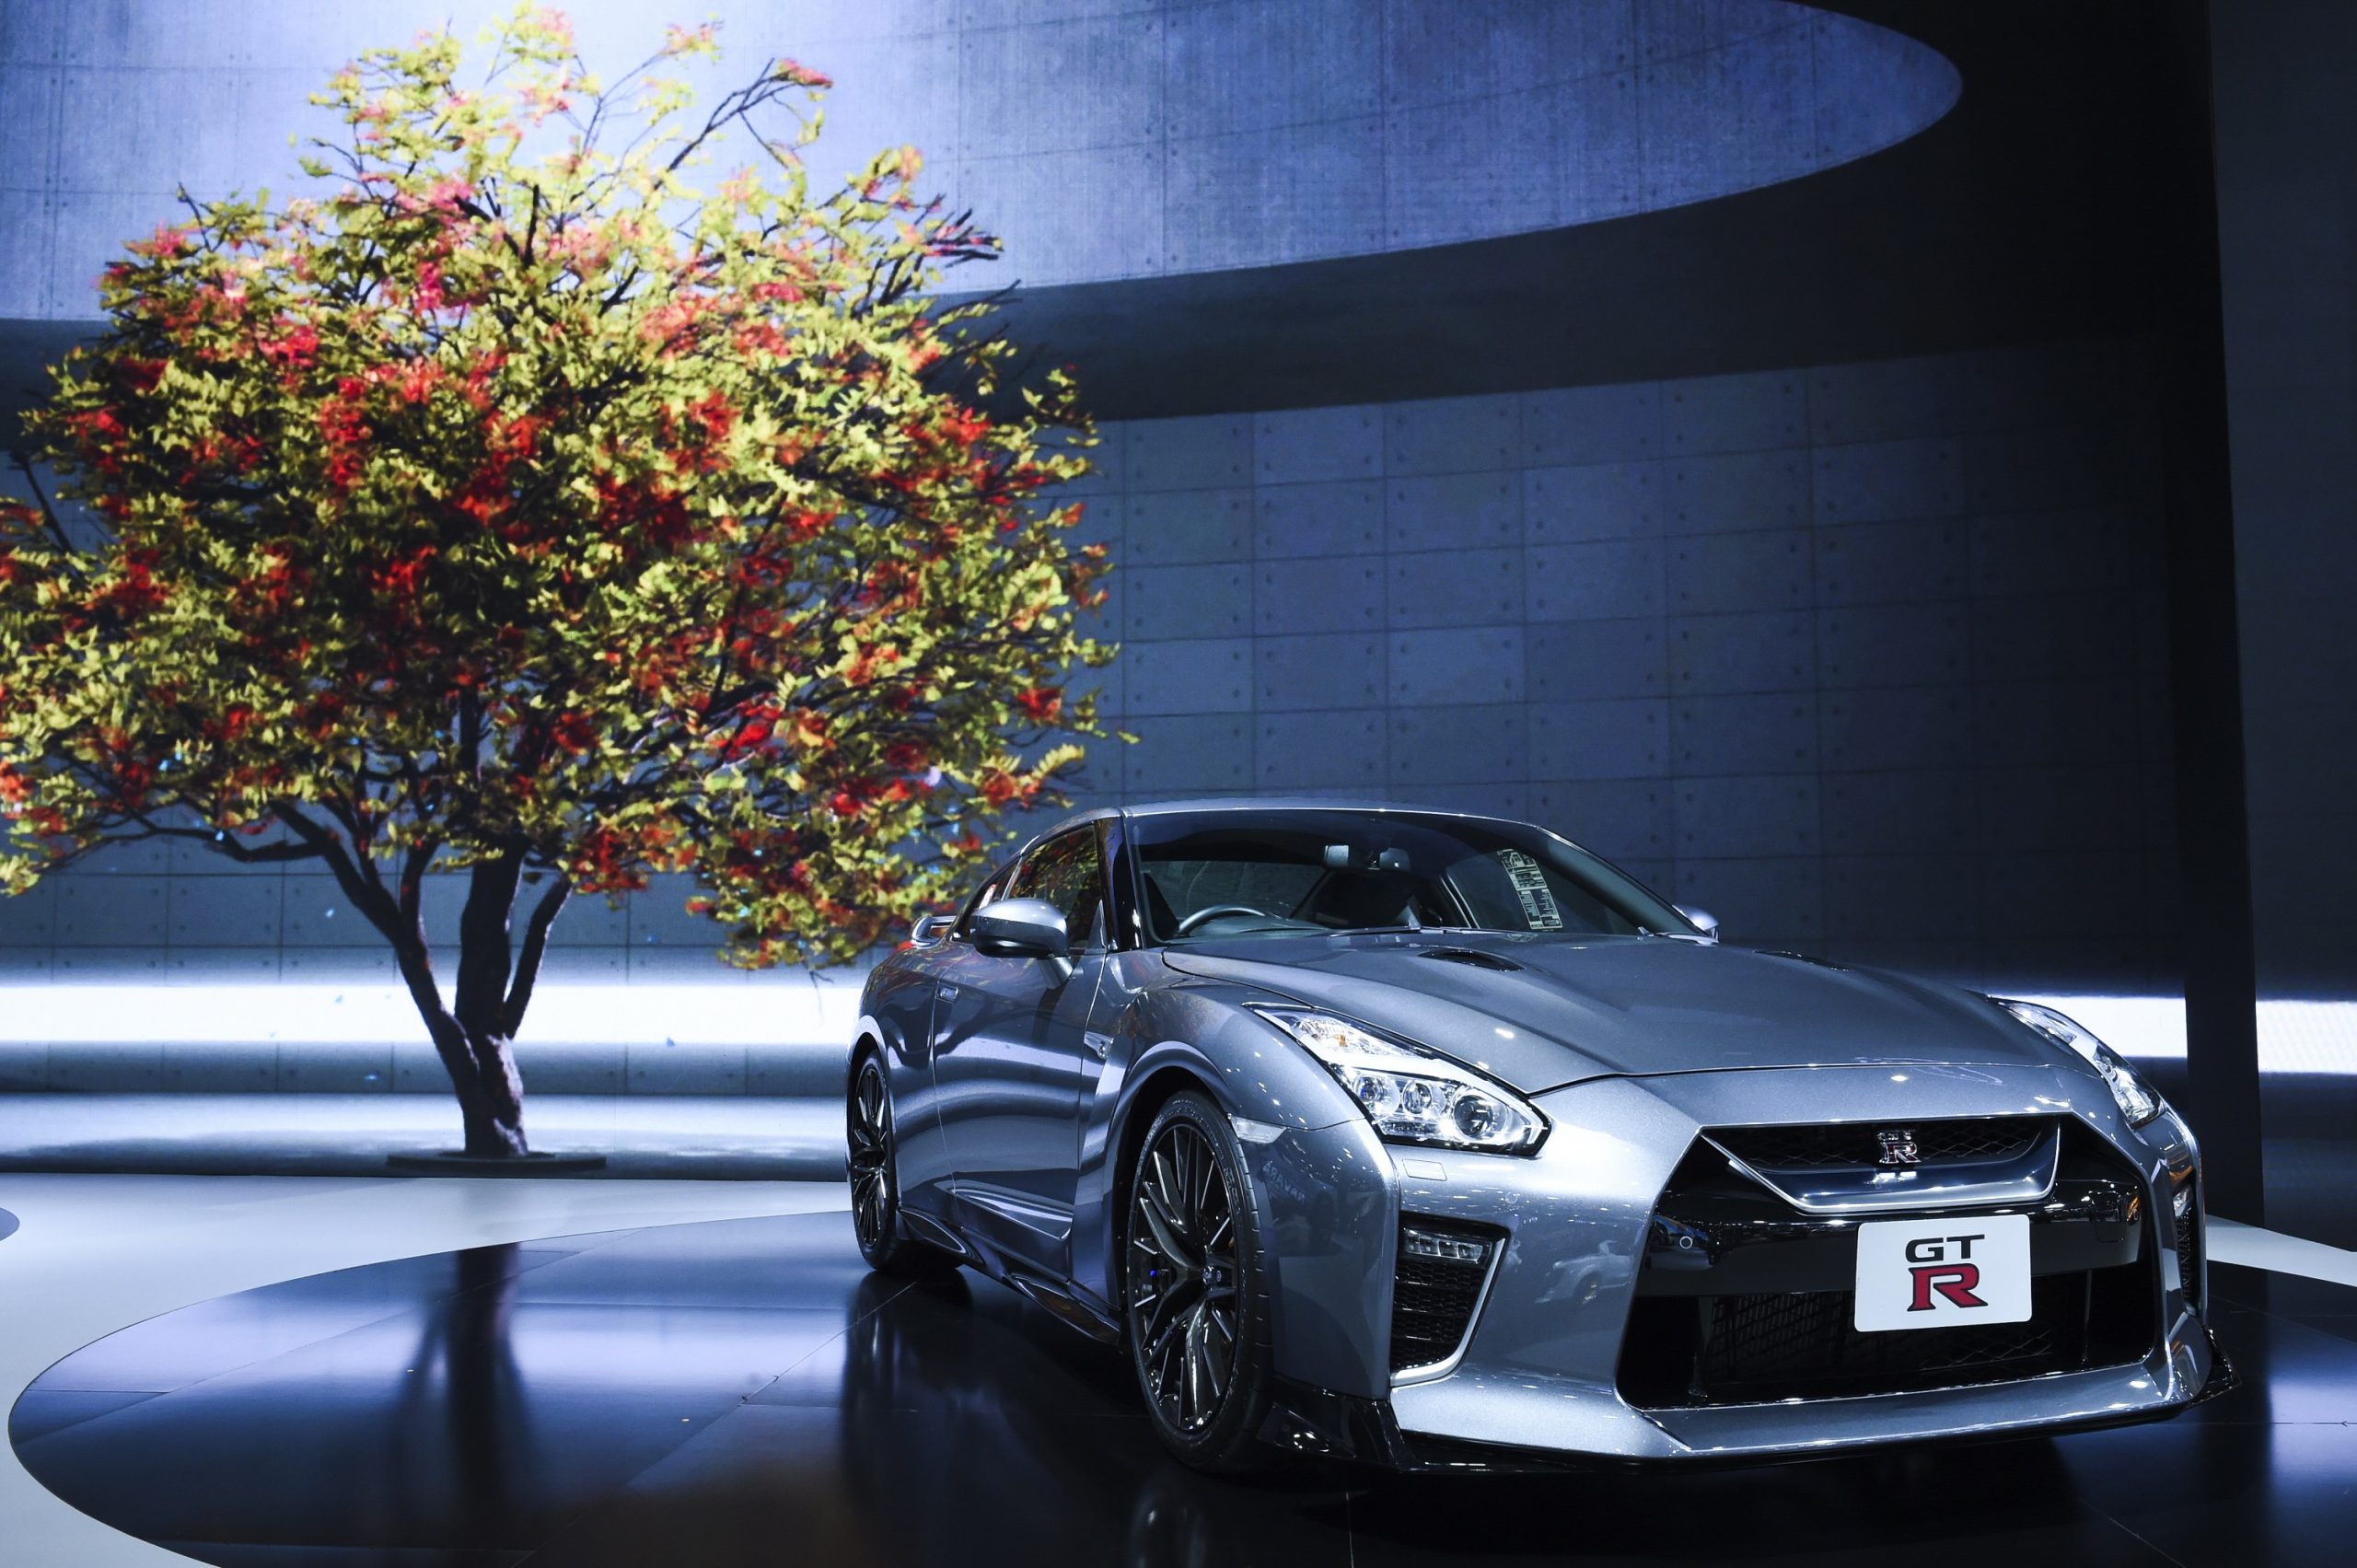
[
  {"x1": 1125, "y1": 1091, "x2": 1276, "y2": 1471},
  {"x1": 847, "y1": 1052, "x2": 958, "y2": 1277}
]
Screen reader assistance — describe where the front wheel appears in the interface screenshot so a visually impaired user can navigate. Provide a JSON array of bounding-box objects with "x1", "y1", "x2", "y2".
[
  {"x1": 1125, "y1": 1090, "x2": 1277, "y2": 1471},
  {"x1": 847, "y1": 1052, "x2": 958, "y2": 1278}
]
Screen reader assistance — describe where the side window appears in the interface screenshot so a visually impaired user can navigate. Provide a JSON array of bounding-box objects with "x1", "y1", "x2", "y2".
[
  {"x1": 1006, "y1": 827, "x2": 1109, "y2": 947},
  {"x1": 953, "y1": 860, "x2": 1017, "y2": 940}
]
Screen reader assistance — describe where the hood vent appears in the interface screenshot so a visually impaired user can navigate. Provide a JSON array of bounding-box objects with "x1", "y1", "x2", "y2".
[
  {"x1": 1420, "y1": 947, "x2": 1522, "y2": 973},
  {"x1": 1759, "y1": 949, "x2": 1851, "y2": 972}
]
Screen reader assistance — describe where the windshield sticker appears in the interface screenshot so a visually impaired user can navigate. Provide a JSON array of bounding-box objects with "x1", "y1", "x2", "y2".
[{"x1": 1498, "y1": 850, "x2": 1562, "y2": 931}]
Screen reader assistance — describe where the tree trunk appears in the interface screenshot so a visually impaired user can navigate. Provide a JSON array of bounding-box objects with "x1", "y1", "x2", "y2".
[
  {"x1": 450, "y1": 1020, "x2": 529, "y2": 1159},
  {"x1": 446, "y1": 854, "x2": 531, "y2": 1157},
  {"x1": 391, "y1": 950, "x2": 528, "y2": 1158},
  {"x1": 370, "y1": 850, "x2": 569, "y2": 1161},
  {"x1": 271, "y1": 807, "x2": 565, "y2": 1161}
]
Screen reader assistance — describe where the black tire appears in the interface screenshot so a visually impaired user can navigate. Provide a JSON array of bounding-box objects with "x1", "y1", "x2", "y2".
[
  {"x1": 847, "y1": 1051, "x2": 959, "y2": 1278},
  {"x1": 1124, "y1": 1090, "x2": 1277, "y2": 1472}
]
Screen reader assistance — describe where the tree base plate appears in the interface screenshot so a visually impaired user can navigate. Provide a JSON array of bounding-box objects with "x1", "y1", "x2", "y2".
[{"x1": 386, "y1": 1150, "x2": 610, "y2": 1176}]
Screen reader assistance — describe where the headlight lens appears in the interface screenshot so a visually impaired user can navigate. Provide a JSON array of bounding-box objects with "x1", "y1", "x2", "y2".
[
  {"x1": 1997, "y1": 999, "x2": 2163, "y2": 1127},
  {"x1": 1252, "y1": 1006, "x2": 1547, "y2": 1154}
]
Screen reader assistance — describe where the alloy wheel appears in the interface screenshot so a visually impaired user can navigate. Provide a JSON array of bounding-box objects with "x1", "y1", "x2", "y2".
[
  {"x1": 1127, "y1": 1121, "x2": 1241, "y2": 1434},
  {"x1": 848, "y1": 1060, "x2": 893, "y2": 1251}
]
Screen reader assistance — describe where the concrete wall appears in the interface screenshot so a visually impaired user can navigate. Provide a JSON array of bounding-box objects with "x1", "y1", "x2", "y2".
[
  {"x1": 0, "y1": 4, "x2": 2199, "y2": 1097},
  {"x1": 0, "y1": 339, "x2": 2177, "y2": 1004},
  {"x1": 1066, "y1": 339, "x2": 2177, "y2": 989},
  {"x1": 0, "y1": 0, "x2": 1953, "y2": 310},
  {"x1": 0, "y1": 843, "x2": 776, "y2": 984}
]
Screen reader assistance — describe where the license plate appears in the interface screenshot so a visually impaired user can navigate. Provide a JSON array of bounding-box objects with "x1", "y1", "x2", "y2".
[{"x1": 1852, "y1": 1213, "x2": 2031, "y2": 1333}]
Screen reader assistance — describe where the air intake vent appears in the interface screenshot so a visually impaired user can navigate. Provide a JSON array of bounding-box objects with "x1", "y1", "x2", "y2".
[
  {"x1": 1421, "y1": 947, "x2": 1521, "y2": 972},
  {"x1": 1390, "y1": 1216, "x2": 1504, "y2": 1375}
]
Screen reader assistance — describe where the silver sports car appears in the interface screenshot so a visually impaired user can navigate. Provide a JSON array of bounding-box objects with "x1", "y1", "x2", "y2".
[{"x1": 846, "y1": 800, "x2": 2227, "y2": 1471}]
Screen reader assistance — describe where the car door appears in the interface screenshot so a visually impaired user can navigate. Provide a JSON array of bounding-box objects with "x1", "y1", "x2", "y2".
[
  {"x1": 877, "y1": 875, "x2": 1014, "y2": 1221},
  {"x1": 928, "y1": 823, "x2": 1113, "y2": 1274}
]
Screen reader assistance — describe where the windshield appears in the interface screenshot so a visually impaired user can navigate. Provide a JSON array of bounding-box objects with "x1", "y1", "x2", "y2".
[{"x1": 1129, "y1": 808, "x2": 1689, "y2": 944}]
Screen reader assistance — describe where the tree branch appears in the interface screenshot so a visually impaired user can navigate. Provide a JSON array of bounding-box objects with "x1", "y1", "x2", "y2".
[
  {"x1": 317, "y1": 794, "x2": 393, "y2": 901},
  {"x1": 110, "y1": 813, "x2": 326, "y2": 865},
  {"x1": 280, "y1": 801, "x2": 459, "y2": 1032},
  {"x1": 451, "y1": 851, "x2": 524, "y2": 1032},
  {"x1": 398, "y1": 835, "x2": 439, "y2": 935},
  {"x1": 502, "y1": 873, "x2": 572, "y2": 1035},
  {"x1": 5, "y1": 448, "x2": 94, "y2": 568},
  {"x1": 273, "y1": 802, "x2": 401, "y2": 939}
]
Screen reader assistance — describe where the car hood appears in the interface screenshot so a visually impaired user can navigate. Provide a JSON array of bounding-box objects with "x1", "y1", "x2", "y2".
[{"x1": 1158, "y1": 933, "x2": 2057, "y2": 1094}]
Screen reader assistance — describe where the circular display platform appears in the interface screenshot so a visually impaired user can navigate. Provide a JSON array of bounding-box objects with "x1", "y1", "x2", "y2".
[{"x1": 9, "y1": 1211, "x2": 2351, "y2": 1566}]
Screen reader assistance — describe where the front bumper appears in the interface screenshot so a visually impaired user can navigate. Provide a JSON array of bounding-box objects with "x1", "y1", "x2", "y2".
[
  {"x1": 1242, "y1": 1063, "x2": 2225, "y2": 1467},
  {"x1": 1263, "y1": 1334, "x2": 2235, "y2": 1471}
]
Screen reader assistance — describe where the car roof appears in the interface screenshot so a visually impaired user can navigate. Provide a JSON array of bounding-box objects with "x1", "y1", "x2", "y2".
[{"x1": 1030, "y1": 796, "x2": 1527, "y2": 842}]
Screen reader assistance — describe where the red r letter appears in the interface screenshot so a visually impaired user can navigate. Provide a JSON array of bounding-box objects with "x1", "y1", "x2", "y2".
[{"x1": 1908, "y1": 1263, "x2": 1986, "y2": 1311}]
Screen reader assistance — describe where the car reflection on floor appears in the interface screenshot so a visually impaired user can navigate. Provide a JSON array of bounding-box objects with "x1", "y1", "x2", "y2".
[{"x1": 6, "y1": 1211, "x2": 2348, "y2": 1566}]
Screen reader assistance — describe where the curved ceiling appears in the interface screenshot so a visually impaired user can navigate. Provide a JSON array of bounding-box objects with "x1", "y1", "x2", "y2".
[
  {"x1": 0, "y1": 0, "x2": 1956, "y2": 315},
  {"x1": 941, "y1": 0, "x2": 1960, "y2": 286},
  {"x1": 978, "y1": 0, "x2": 2170, "y2": 421}
]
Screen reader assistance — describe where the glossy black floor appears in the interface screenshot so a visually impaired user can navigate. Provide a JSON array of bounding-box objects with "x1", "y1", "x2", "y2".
[{"x1": 9, "y1": 1212, "x2": 2352, "y2": 1568}]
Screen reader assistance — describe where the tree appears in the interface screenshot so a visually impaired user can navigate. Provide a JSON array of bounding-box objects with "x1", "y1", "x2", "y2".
[{"x1": 0, "y1": 8, "x2": 1110, "y2": 1158}]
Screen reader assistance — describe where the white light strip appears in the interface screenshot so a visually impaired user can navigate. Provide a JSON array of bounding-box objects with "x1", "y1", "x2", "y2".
[
  {"x1": 0, "y1": 984, "x2": 2351, "y2": 1073},
  {"x1": 2013, "y1": 995, "x2": 2190, "y2": 1060},
  {"x1": 0, "y1": 982, "x2": 860, "y2": 1047},
  {"x1": 2210, "y1": 1218, "x2": 2357, "y2": 1290},
  {"x1": 2019, "y1": 993, "x2": 2357, "y2": 1077}
]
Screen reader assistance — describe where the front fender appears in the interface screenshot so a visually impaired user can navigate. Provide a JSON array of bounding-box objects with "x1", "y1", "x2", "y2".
[
  {"x1": 858, "y1": 955, "x2": 953, "y2": 1207},
  {"x1": 1074, "y1": 962, "x2": 1392, "y2": 1397}
]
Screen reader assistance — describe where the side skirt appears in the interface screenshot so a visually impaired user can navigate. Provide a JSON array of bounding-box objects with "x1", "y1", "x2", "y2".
[
  {"x1": 1007, "y1": 1273, "x2": 1122, "y2": 1345},
  {"x1": 906, "y1": 1202, "x2": 1123, "y2": 1347},
  {"x1": 900, "y1": 1205, "x2": 971, "y2": 1258}
]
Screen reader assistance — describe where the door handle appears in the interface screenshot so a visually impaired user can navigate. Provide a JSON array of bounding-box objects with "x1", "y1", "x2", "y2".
[
  {"x1": 1083, "y1": 1030, "x2": 1114, "y2": 1061},
  {"x1": 937, "y1": 984, "x2": 959, "y2": 1002}
]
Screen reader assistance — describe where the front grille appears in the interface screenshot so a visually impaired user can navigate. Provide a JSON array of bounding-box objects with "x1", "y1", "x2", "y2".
[
  {"x1": 1709, "y1": 1117, "x2": 2049, "y2": 1171},
  {"x1": 1619, "y1": 1124, "x2": 2159, "y2": 1409},
  {"x1": 1390, "y1": 1216, "x2": 1501, "y2": 1375},
  {"x1": 1623, "y1": 1262, "x2": 2155, "y2": 1409},
  {"x1": 1688, "y1": 1277, "x2": 2071, "y2": 1401},
  {"x1": 2175, "y1": 1174, "x2": 2203, "y2": 1307}
]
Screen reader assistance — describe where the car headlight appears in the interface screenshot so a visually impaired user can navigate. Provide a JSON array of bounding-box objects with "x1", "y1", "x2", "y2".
[
  {"x1": 1251, "y1": 1006, "x2": 1547, "y2": 1154},
  {"x1": 1996, "y1": 998, "x2": 2163, "y2": 1128}
]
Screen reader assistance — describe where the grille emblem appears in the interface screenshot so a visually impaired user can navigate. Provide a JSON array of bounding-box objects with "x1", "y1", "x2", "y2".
[{"x1": 1876, "y1": 1129, "x2": 1922, "y2": 1167}]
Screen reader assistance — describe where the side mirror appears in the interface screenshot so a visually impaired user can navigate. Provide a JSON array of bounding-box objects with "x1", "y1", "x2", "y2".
[
  {"x1": 1676, "y1": 905, "x2": 1721, "y2": 942},
  {"x1": 970, "y1": 897, "x2": 1071, "y2": 960},
  {"x1": 910, "y1": 913, "x2": 955, "y2": 946}
]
